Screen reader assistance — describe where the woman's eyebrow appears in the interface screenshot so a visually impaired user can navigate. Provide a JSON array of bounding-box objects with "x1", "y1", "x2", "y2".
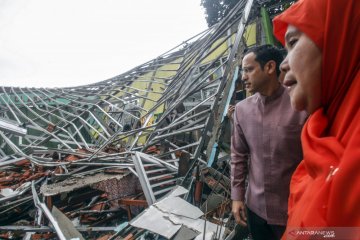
[{"x1": 285, "y1": 28, "x2": 298, "y2": 43}]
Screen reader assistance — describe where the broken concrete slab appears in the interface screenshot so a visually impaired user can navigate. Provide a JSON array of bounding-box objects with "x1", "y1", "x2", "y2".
[{"x1": 40, "y1": 172, "x2": 128, "y2": 196}]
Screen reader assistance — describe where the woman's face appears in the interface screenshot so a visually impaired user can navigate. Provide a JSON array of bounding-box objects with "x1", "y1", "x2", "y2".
[{"x1": 280, "y1": 25, "x2": 322, "y2": 114}]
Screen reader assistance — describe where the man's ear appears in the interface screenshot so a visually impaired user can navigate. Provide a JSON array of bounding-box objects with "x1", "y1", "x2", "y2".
[{"x1": 266, "y1": 60, "x2": 276, "y2": 75}]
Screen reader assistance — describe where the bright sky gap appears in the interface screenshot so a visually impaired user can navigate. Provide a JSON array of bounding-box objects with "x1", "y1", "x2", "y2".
[{"x1": 0, "y1": 0, "x2": 208, "y2": 88}]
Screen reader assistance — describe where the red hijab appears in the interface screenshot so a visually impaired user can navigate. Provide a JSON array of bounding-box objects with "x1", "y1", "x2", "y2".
[{"x1": 273, "y1": 0, "x2": 360, "y2": 234}]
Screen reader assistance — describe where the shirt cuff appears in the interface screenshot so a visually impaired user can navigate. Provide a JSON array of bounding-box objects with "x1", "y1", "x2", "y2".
[{"x1": 231, "y1": 187, "x2": 246, "y2": 201}]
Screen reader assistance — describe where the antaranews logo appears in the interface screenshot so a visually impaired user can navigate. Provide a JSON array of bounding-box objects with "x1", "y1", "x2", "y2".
[
  {"x1": 286, "y1": 227, "x2": 360, "y2": 240},
  {"x1": 288, "y1": 229, "x2": 335, "y2": 238}
]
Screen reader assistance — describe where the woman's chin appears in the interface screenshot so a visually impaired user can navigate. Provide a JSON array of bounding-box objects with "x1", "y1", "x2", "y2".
[{"x1": 290, "y1": 98, "x2": 305, "y2": 112}]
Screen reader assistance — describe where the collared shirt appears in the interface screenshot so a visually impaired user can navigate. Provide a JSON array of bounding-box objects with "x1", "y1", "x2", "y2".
[{"x1": 231, "y1": 85, "x2": 308, "y2": 225}]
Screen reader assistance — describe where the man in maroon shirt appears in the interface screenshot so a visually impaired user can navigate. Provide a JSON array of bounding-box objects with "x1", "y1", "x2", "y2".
[{"x1": 231, "y1": 45, "x2": 307, "y2": 240}]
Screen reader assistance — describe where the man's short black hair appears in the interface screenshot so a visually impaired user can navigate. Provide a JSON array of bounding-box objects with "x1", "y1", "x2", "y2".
[{"x1": 244, "y1": 45, "x2": 284, "y2": 76}]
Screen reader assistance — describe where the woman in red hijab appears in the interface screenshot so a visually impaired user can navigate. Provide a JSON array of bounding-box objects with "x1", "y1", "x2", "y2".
[{"x1": 273, "y1": 0, "x2": 360, "y2": 238}]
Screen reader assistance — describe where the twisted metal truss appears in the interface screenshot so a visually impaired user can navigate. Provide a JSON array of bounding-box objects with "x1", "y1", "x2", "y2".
[{"x1": 0, "y1": 0, "x2": 264, "y2": 238}]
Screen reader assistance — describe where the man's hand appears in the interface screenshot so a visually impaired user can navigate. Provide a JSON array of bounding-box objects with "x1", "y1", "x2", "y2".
[
  {"x1": 232, "y1": 200, "x2": 247, "y2": 226},
  {"x1": 227, "y1": 105, "x2": 235, "y2": 120}
]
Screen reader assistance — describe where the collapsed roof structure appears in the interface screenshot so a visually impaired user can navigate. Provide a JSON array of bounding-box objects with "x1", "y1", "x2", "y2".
[{"x1": 0, "y1": 0, "x2": 293, "y2": 239}]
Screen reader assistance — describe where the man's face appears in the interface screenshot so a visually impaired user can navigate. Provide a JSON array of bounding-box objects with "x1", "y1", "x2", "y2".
[
  {"x1": 241, "y1": 52, "x2": 269, "y2": 95},
  {"x1": 280, "y1": 25, "x2": 322, "y2": 113}
]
